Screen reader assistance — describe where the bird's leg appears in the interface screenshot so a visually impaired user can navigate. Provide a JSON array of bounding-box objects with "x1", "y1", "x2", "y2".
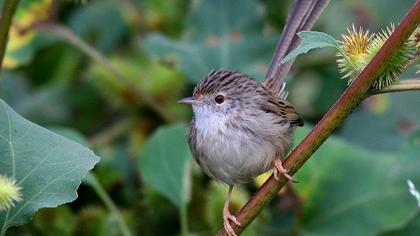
[
  {"x1": 223, "y1": 185, "x2": 241, "y2": 236},
  {"x1": 273, "y1": 158, "x2": 294, "y2": 182}
]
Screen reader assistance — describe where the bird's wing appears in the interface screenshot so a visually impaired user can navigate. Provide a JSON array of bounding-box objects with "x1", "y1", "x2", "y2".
[{"x1": 261, "y1": 96, "x2": 304, "y2": 127}]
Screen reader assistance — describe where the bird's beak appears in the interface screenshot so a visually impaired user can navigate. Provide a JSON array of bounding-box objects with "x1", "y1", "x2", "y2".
[{"x1": 178, "y1": 96, "x2": 201, "y2": 105}]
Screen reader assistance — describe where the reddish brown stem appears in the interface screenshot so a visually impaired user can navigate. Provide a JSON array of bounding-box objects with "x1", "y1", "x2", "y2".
[{"x1": 217, "y1": 1, "x2": 420, "y2": 235}]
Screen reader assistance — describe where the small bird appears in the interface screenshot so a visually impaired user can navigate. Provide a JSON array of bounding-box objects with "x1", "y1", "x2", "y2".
[{"x1": 179, "y1": 69, "x2": 303, "y2": 236}]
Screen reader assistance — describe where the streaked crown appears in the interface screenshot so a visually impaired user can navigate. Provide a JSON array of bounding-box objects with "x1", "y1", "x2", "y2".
[{"x1": 193, "y1": 70, "x2": 262, "y2": 98}]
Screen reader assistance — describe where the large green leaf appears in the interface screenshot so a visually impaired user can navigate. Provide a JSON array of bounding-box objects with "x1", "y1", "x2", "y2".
[
  {"x1": 378, "y1": 210, "x2": 420, "y2": 236},
  {"x1": 401, "y1": 128, "x2": 420, "y2": 158},
  {"x1": 340, "y1": 92, "x2": 420, "y2": 151},
  {"x1": 379, "y1": 179, "x2": 420, "y2": 235},
  {"x1": 138, "y1": 123, "x2": 191, "y2": 208},
  {"x1": 0, "y1": 100, "x2": 100, "y2": 231},
  {"x1": 144, "y1": 0, "x2": 277, "y2": 83},
  {"x1": 293, "y1": 127, "x2": 420, "y2": 235}
]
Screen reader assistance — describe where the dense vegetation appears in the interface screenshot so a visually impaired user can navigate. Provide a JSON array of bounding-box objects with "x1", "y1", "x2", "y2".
[{"x1": 0, "y1": 0, "x2": 419, "y2": 235}]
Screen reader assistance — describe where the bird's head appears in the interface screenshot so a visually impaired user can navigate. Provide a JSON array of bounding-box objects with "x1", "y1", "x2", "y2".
[{"x1": 178, "y1": 70, "x2": 262, "y2": 117}]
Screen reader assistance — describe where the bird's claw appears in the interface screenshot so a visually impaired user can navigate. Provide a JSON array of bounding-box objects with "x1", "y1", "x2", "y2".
[
  {"x1": 223, "y1": 199, "x2": 242, "y2": 236},
  {"x1": 223, "y1": 208, "x2": 241, "y2": 236},
  {"x1": 273, "y1": 159, "x2": 297, "y2": 182}
]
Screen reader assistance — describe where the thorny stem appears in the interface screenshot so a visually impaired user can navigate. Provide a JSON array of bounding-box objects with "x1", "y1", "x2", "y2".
[
  {"x1": 217, "y1": 1, "x2": 420, "y2": 235},
  {"x1": 0, "y1": 0, "x2": 20, "y2": 76},
  {"x1": 34, "y1": 23, "x2": 176, "y2": 123}
]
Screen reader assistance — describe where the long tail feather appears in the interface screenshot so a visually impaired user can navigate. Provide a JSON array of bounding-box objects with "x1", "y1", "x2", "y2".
[{"x1": 263, "y1": 0, "x2": 330, "y2": 94}]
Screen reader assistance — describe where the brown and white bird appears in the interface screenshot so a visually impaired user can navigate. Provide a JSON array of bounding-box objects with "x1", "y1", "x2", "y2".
[{"x1": 179, "y1": 69, "x2": 303, "y2": 236}]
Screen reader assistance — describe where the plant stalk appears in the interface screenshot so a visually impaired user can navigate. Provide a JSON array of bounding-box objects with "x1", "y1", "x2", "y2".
[
  {"x1": 88, "y1": 174, "x2": 133, "y2": 236},
  {"x1": 180, "y1": 204, "x2": 189, "y2": 236},
  {"x1": 0, "y1": 0, "x2": 20, "y2": 76},
  {"x1": 370, "y1": 79, "x2": 420, "y2": 95},
  {"x1": 217, "y1": 1, "x2": 420, "y2": 235}
]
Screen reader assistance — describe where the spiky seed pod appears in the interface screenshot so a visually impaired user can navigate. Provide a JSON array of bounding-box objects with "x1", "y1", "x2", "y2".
[
  {"x1": 409, "y1": 26, "x2": 420, "y2": 50},
  {"x1": 337, "y1": 24, "x2": 416, "y2": 89},
  {"x1": 409, "y1": 27, "x2": 420, "y2": 74},
  {"x1": 0, "y1": 175, "x2": 22, "y2": 211},
  {"x1": 337, "y1": 25, "x2": 374, "y2": 82},
  {"x1": 366, "y1": 24, "x2": 414, "y2": 89}
]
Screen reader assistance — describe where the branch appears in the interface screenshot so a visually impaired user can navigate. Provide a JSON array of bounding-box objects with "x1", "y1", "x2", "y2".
[
  {"x1": 34, "y1": 23, "x2": 176, "y2": 122},
  {"x1": 370, "y1": 79, "x2": 420, "y2": 95},
  {"x1": 0, "y1": 0, "x2": 20, "y2": 74},
  {"x1": 217, "y1": 1, "x2": 420, "y2": 235}
]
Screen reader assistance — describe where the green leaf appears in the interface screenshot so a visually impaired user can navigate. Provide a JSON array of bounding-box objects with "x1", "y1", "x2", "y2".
[
  {"x1": 282, "y1": 31, "x2": 340, "y2": 63},
  {"x1": 44, "y1": 128, "x2": 133, "y2": 236},
  {"x1": 340, "y1": 92, "x2": 420, "y2": 151},
  {"x1": 294, "y1": 127, "x2": 420, "y2": 235},
  {"x1": 144, "y1": 0, "x2": 277, "y2": 83},
  {"x1": 138, "y1": 124, "x2": 191, "y2": 208},
  {"x1": 47, "y1": 127, "x2": 89, "y2": 146},
  {"x1": 378, "y1": 210, "x2": 420, "y2": 236},
  {"x1": 401, "y1": 128, "x2": 420, "y2": 158},
  {"x1": 0, "y1": 100, "x2": 100, "y2": 232}
]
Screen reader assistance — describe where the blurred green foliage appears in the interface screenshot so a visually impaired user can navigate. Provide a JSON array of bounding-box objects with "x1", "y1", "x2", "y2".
[
  {"x1": 138, "y1": 124, "x2": 191, "y2": 208},
  {"x1": 295, "y1": 127, "x2": 420, "y2": 235},
  {"x1": 0, "y1": 0, "x2": 419, "y2": 235},
  {"x1": 144, "y1": 0, "x2": 277, "y2": 83},
  {"x1": 1, "y1": 0, "x2": 55, "y2": 69}
]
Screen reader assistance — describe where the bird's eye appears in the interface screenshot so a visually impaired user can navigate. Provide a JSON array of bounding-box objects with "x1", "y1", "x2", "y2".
[{"x1": 215, "y1": 95, "x2": 224, "y2": 104}]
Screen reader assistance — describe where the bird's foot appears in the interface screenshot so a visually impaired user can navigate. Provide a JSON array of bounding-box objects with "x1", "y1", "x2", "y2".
[
  {"x1": 223, "y1": 206, "x2": 241, "y2": 236},
  {"x1": 273, "y1": 159, "x2": 296, "y2": 182}
]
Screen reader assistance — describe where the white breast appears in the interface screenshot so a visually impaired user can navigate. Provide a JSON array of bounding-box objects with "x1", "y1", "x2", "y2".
[{"x1": 192, "y1": 106, "x2": 275, "y2": 185}]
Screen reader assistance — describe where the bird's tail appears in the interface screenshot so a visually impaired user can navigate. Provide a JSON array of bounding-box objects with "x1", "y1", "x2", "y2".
[{"x1": 263, "y1": 0, "x2": 330, "y2": 95}]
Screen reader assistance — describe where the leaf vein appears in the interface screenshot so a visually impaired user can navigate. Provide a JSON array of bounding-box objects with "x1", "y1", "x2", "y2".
[{"x1": 8, "y1": 168, "x2": 78, "y2": 223}]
